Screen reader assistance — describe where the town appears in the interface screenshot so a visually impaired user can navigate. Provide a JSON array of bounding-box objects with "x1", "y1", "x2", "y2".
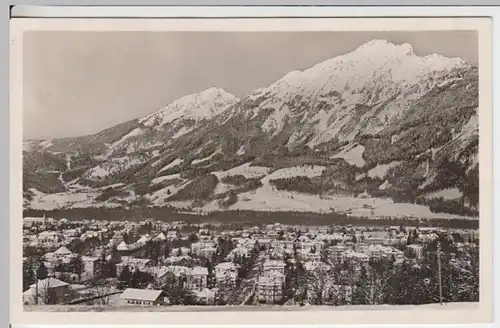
[{"x1": 22, "y1": 216, "x2": 480, "y2": 308}]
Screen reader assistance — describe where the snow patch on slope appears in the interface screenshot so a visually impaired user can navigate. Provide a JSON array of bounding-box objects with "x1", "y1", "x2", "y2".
[
  {"x1": 263, "y1": 165, "x2": 326, "y2": 184},
  {"x1": 236, "y1": 146, "x2": 246, "y2": 156},
  {"x1": 424, "y1": 188, "x2": 463, "y2": 200},
  {"x1": 211, "y1": 163, "x2": 271, "y2": 180},
  {"x1": 192, "y1": 150, "x2": 221, "y2": 165},
  {"x1": 367, "y1": 161, "x2": 402, "y2": 179},
  {"x1": 331, "y1": 144, "x2": 366, "y2": 167},
  {"x1": 151, "y1": 173, "x2": 182, "y2": 185},
  {"x1": 158, "y1": 158, "x2": 184, "y2": 173},
  {"x1": 148, "y1": 181, "x2": 191, "y2": 206},
  {"x1": 85, "y1": 155, "x2": 147, "y2": 180},
  {"x1": 193, "y1": 188, "x2": 469, "y2": 219},
  {"x1": 29, "y1": 191, "x2": 101, "y2": 210}
]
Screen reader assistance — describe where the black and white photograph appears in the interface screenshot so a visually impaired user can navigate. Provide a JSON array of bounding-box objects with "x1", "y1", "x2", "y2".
[{"x1": 10, "y1": 16, "x2": 493, "y2": 325}]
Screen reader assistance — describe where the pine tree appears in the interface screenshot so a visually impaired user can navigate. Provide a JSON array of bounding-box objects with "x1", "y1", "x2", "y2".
[
  {"x1": 36, "y1": 262, "x2": 48, "y2": 280},
  {"x1": 119, "y1": 265, "x2": 132, "y2": 287},
  {"x1": 69, "y1": 254, "x2": 85, "y2": 280},
  {"x1": 23, "y1": 259, "x2": 36, "y2": 291}
]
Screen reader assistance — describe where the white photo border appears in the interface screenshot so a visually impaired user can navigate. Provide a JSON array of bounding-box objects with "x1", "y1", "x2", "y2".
[{"x1": 9, "y1": 7, "x2": 496, "y2": 326}]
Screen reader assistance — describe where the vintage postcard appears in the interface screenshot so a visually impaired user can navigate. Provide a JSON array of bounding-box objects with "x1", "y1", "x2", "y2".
[{"x1": 10, "y1": 15, "x2": 493, "y2": 325}]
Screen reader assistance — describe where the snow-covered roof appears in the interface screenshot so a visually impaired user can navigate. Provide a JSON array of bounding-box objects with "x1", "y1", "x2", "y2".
[
  {"x1": 29, "y1": 278, "x2": 69, "y2": 289},
  {"x1": 258, "y1": 274, "x2": 285, "y2": 285},
  {"x1": 343, "y1": 250, "x2": 370, "y2": 259},
  {"x1": 167, "y1": 265, "x2": 189, "y2": 276},
  {"x1": 189, "y1": 266, "x2": 208, "y2": 276},
  {"x1": 155, "y1": 232, "x2": 166, "y2": 240},
  {"x1": 215, "y1": 262, "x2": 237, "y2": 270},
  {"x1": 54, "y1": 246, "x2": 72, "y2": 255},
  {"x1": 119, "y1": 258, "x2": 152, "y2": 266},
  {"x1": 82, "y1": 256, "x2": 99, "y2": 262},
  {"x1": 263, "y1": 260, "x2": 286, "y2": 268},
  {"x1": 151, "y1": 266, "x2": 170, "y2": 278},
  {"x1": 304, "y1": 261, "x2": 330, "y2": 272},
  {"x1": 120, "y1": 288, "x2": 163, "y2": 301},
  {"x1": 137, "y1": 235, "x2": 151, "y2": 244}
]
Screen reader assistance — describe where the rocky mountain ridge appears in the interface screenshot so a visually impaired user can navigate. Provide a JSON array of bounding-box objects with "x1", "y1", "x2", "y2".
[{"x1": 23, "y1": 40, "x2": 479, "y2": 219}]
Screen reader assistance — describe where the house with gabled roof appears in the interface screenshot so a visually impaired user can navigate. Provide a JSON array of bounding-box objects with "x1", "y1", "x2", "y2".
[
  {"x1": 186, "y1": 266, "x2": 208, "y2": 291},
  {"x1": 120, "y1": 288, "x2": 167, "y2": 306},
  {"x1": 54, "y1": 246, "x2": 73, "y2": 256},
  {"x1": 117, "y1": 241, "x2": 129, "y2": 251}
]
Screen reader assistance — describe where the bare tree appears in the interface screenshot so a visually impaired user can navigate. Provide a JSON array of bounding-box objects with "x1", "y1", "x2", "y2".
[
  {"x1": 306, "y1": 265, "x2": 341, "y2": 305},
  {"x1": 358, "y1": 269, "x2": 391, "y2": 305},
  {"x1": 215, "y1": 275, "x2": 235, "y2": 305},
  {"x1": 31, "y1": 279, "x2": 59, "y2": 305},
  {"x1": 349, "y1": 261, "x2": 393, "y2": 305},
  {"x1": 89, "y1": 278, "x2": 115, "y2": 305}
]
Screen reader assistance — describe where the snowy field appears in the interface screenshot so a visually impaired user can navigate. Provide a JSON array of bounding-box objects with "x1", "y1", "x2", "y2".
[
  {"x1": 356, "y1": 161, "x2": 402, "y2": 180},
  {"x1": 24, "y1": 302, "x2": 479, "y2": 312},
  {"x1": 424, "y1": 188, "x2": 463, "y2": 200},
  {"x1": 193, "y1": 163, "x2": 471, "y2": 219},
  {"x1": 262, "y1": 165, "x2": 325, "y2": 183},
  {"x1": 199, "y1": 188, "x2": 472, "y2": 219},
  {"x1": 29, "y1": 191, "x2": 102, "y2": 210}
]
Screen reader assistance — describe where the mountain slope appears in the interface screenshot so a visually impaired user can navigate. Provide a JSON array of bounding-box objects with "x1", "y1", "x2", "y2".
[{"x1": 23, "y1": 40, "x2": 479, "y2": 219}]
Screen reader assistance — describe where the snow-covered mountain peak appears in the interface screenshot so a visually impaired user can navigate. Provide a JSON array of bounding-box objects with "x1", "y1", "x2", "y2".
[
  {"x1": 266, "y1": 39, "x2": 468, "y2": 99},
  {"x1": 353, "y1": 39, "x2": 415, "y2": 57},
  {"x1": 140, "y1": 87, "x2": 239, "y2": 128}
]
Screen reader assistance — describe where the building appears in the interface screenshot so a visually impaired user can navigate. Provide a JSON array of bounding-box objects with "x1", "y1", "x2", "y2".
[
  {"x1": 327, "y1": 245, "x2": 349, "y2": 263},
  {"x1": 262, "y1": 260, "x2": 285, "y2": 276},
  {"x1": 297, "y1": 248, "x2": 321, "y2": 262},
  {"x1": 363, "y1": 237, "x2": 387, "y2": 245},
  {"x1": 166, "y1": 265, "x2": 190, "y2": 278},
  {"x1": 341, "y1": 250, "x2": 370, "y2": 265},
  {"x1": 186, "y1": 266, "x2": 209, "y2": 291},
  {"x1": 81, "y1": 256, "x2": 100, "y2": 277},
  {"x1": 170, "y1": 247, "x2": 190, "y2": 257},
  {"x1": 225, "y1": 246, "x2": 249, "y2": 261},
  {"x1": 194, "y1": 288, "x2": 216, "y2": 305},
  {"x1": 257, "y1": 275, "x2": 284, "y2": 303},
  {"x1": 215, "y1": 262, "x2": 239, "y2": 286},
  {"x1": 117, "y1": 241, "x2": 129, "y2": 251},
  {"x1": 120, "y1": 288, "x2": 167, "y2": 306},
  {"x1": 166, "y1": 231, "x2": 178, "y2": 240},
  {"x1": 136, "y1": 235, "x2": 152, "y2": 245},
  {"x1": 405, "y1": 244, "x2": 425, "y2": 259},
  {"x1": 155, "y1": 232, "x2": 166, "y2": 241},
  {"x1": 37, "y1": 231, "x2": 63, "y2": 245},
  {"x1": 23, "y1": 216, "x2": 55, "y2": 228},
  {"x1": 199, "y1": 247, "x2": 217, "y2": 259},
  {"x1": 116, "y1": 258, "x2": 154, "y2": 275},
  {"x1": 54, "y1": 246, "x2": 73, "y2": 257},
  {"x1": 304, "y1": 261, "x2": 331, "y2": 273},
  {"x1": 24, "y1": 278, "x2": 70, "y2": 305}
]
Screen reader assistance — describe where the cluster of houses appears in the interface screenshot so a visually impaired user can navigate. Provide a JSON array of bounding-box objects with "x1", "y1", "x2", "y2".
[{"x1": 23, "y1": 217, "x2": 479, "y2": 307}]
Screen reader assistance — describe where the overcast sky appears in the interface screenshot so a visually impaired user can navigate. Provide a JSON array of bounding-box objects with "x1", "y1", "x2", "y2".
[{"x1": 23, "y1": 30, "x2": 477, "y2": 140}]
